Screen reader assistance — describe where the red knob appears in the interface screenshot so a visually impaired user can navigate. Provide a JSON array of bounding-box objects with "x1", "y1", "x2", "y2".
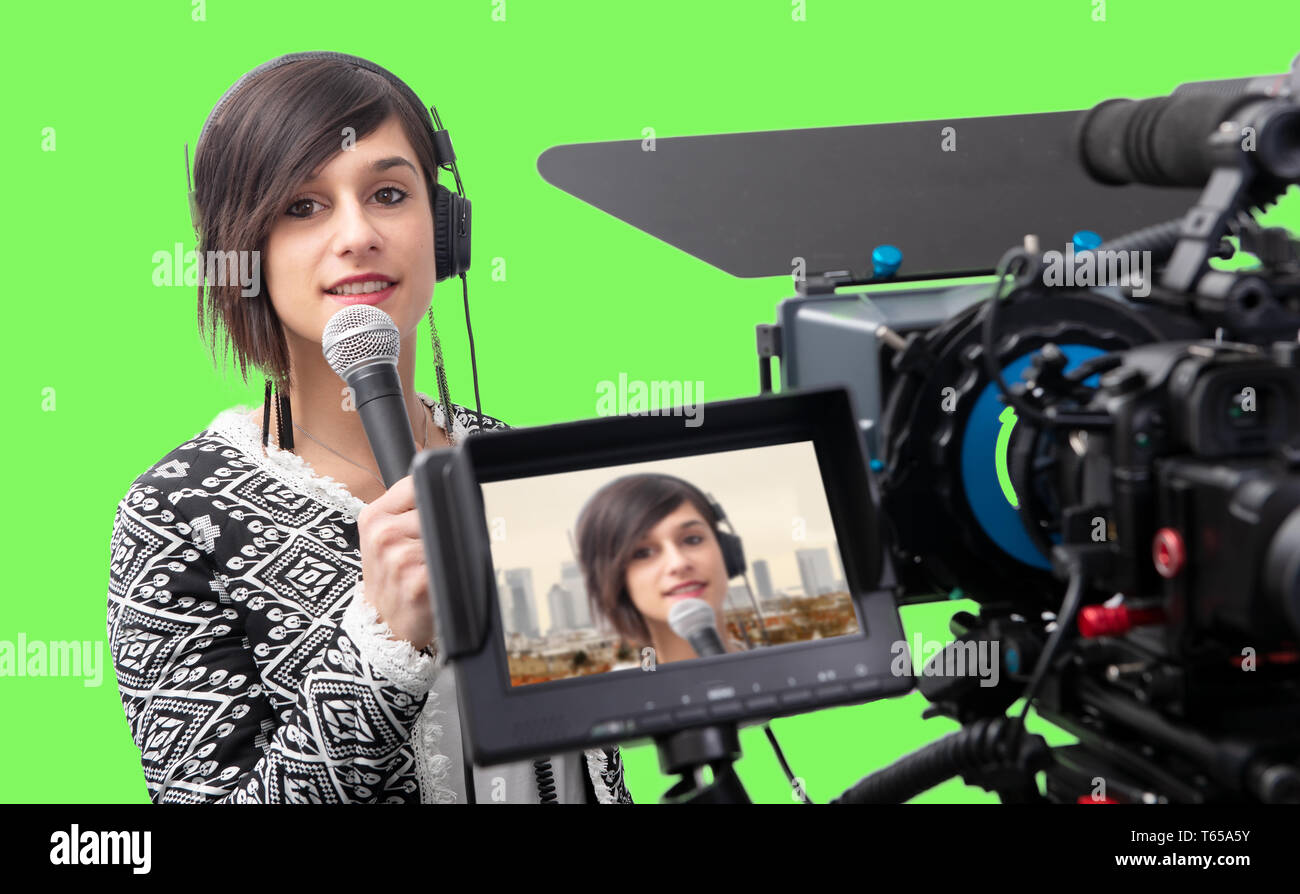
[
  {"x1": 1078, "y1": 604, "x2": 1166, "y2": 638},
  {"x1": 1152, "y1": 527, "x2": 1186, "y2": 579}
]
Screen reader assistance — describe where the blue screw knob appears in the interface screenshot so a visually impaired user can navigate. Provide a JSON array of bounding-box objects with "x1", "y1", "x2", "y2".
[
  {"x1": 872, "y1": 244, "x2": 902, "y2": 279},
  {"x1": 1072, "y1": 230, "x2": 1102, "y2": 252}
]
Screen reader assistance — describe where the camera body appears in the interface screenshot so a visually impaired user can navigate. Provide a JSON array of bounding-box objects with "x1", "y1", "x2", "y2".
[{"x1": 1046, "y1": 340, "x2": 1300, "y2": 654}]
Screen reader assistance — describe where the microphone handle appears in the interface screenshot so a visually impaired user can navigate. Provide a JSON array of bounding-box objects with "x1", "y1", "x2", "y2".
[
  {"x1": 686, "y1": 627, "x2": 726, "y2": 659},
  {"x1": 348, "y1": 361, "x2": 417, "y2": 487}
]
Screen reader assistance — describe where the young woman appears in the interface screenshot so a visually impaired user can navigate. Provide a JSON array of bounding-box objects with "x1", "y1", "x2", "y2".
[
  {"x1": 575, "y1": 474, "x2": 749, "y2": 665},
  {"x1": 106, "y1": 52, "x2": 631, "y2": 804}
]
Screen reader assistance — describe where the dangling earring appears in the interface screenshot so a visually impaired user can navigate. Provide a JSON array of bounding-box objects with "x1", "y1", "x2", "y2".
[
  {"x1": 276, "y1": 378, "x2": 294, "y2": 449},
  {"x1": 427, "y1": 305, "x2": 456, "y2": 447},
  {"x1": 261, "y1": 377, "x2": 295, "y2": 449},
  {"x1": 262, "y1": 379, "x2": 273, "y2": 449}
]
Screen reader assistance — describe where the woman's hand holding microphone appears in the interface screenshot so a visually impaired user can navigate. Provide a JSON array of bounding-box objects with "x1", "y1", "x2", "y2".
[{"x1": 356, "y1": 475, "x2": 436, "y2": 652}]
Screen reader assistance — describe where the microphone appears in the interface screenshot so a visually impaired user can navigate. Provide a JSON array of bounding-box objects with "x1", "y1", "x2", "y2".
[
  {"x1": 321, "y1": 305, "x2": 417, "y2": 487},
  {"x1": 667, "y1": 597, "x2": 726, "y2": 658}
]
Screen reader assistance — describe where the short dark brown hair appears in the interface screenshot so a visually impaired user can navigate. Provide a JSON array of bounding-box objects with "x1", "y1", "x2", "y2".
[
  {"x1": 575, "y1": 474, "x2": 720, "y2": 644},
  {"x1": 192, "y1": 57, "x2": 442, "y2": 388}
]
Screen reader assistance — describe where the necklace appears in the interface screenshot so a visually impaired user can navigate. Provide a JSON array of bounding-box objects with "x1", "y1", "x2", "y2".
[{"x1": 285, "y1": 401, "x2": 434, "y2": 491}]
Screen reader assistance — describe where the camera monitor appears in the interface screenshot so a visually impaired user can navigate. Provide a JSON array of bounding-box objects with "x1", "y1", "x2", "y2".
[{"x1": 412, "y1": 386, "x2": 911, "y2": 766}]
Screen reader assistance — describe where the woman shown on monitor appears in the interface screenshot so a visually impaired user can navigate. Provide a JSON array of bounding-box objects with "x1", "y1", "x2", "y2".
[{"x1": 575, "y1": 473, "x2": 749, "y2": 665}]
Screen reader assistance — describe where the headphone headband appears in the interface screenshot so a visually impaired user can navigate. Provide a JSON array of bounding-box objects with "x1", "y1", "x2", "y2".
[{"x1": 194, "y1": 51, "x2": 446, "y2": 164}]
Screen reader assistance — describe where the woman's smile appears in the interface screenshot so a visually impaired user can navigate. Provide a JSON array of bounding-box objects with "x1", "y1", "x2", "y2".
[
  {"x1": 325, "y1": 281, "x2": 398, "y2": 306},
  {"x1": 663, "y1": 580, "x2": 708, "y2": 599}
]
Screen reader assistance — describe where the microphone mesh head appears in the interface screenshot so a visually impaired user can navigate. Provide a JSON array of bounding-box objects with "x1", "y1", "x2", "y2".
[
  {"x1": 321, "y1": 305, "x2": 400, "y2": 379},
  {"x1": 667, "y1": 597, "x2": 718, "y2": 641}
]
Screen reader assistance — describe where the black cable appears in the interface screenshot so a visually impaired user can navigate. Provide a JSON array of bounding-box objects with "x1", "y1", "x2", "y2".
[
  {"x1": 429, "y1": 103, "x2": 482, "y2": 418},
  {"x1": 830, "y1": 716, "x2": 1041, "y2": 804},
  {"x1": 1046, "y1": 353, "x2": 1123, "y2": 405},
  {"x1": 460, "y1": 273, "x2": 482, "y2": 418},
  {"x1": 980, "y1": 248, "x2": 1114, "y2": 431},
  {"x1": 763, "y1": 723, "x2": 813, "y2": 803},
  {"x1": 981, "y1": 250, "x2": 1059, "y2": 429},
  {"x1": 534, "y1": 758, "x2": 558, "y2": 803},
  {"x1": 1007, "y1": 565, "x2": 1087, "y2": 754},
  {"x1": 1065, "y1": 353, "x2": 1123, "y2": 383}
]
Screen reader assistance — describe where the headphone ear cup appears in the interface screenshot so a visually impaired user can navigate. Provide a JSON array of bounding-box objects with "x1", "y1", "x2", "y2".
[
  {"x1": 434, "y1": 184, "x2": 472, "y2": 282},
  {"x1": 433, "y1": 184, "x2": 451, "y2": 281},
  {"x1": 717, "y1": 531, "x2": 747, "y2": 579}
]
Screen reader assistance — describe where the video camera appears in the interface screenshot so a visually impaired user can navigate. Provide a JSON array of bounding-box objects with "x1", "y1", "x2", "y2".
[{"x1": 415, "y1": 53, "x2": 1300, "y2": 803}]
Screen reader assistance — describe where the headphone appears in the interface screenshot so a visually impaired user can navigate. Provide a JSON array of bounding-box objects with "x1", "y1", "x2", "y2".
[
  {"x1": 185, "y1": 51, "x2": 471, "y2": 283},
  {"x1": 690, "y1": 485, "x2": 748, "y2": 581}
]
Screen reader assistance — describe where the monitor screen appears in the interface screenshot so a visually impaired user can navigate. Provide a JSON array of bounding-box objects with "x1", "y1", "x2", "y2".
[{"x1": 481, "y1": 441, "x2": 862, "y2": 687}]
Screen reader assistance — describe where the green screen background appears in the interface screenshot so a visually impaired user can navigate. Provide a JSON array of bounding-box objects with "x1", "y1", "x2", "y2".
[{"x1": 6, "y1": 0, "x2": 1298, "y2": 803}]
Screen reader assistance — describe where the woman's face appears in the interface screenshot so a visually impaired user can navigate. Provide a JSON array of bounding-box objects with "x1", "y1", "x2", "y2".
[
  {"x1": 263, "y1": 114, "x2": 437, "y2": 346},
  {"x1": 623, "y1": 500, "x2": 730, "y2": 629}
]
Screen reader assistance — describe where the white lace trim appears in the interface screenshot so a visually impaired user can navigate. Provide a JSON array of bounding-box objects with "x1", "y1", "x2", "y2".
[
  {"x1": 430, "y1": 399, "x2": 473, "y2": 449},
  {"x1": 340, "y1": 582, "x2": 439, "y2": 696},
  {"x1": 206, "y1": 391, "x2": 468, "y2": 519},
  {"x1": 413, "y1": 700, "x2": 457, "y2": 804},
  {"x1": 583, "y1": 748, "x2": 619, "y2": 804},
  {"x1": 341, "y1": 583, "x2": 455, "y2": 802}
]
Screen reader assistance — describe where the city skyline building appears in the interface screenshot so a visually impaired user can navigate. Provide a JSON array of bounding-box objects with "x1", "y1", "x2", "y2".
[
  {"x1": 752, "y1": 559, "x2": 774, "y2": 600},
  {"x1": 559, "y1": 561, "x2": 593, "y2": 628},
  {"x1": 546, "y1": 583, "x2": 575, "y2": 634},
  {"x1": 503, "y1": 568, "x2": 540, "y2": 638},
  {"x1": 795, "y1": 547, "x2": 836, "y2": 597}
]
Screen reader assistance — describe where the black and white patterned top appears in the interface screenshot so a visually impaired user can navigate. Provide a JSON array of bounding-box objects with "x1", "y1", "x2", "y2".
[{"x1": 106, "y1": 394, "x2": 633, "y2": 804}]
